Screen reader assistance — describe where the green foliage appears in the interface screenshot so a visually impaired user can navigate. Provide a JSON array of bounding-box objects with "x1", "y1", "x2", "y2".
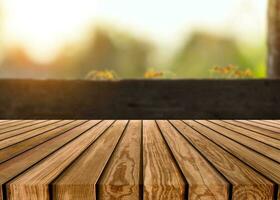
[
  {"x1": 52, "y1": 26, "x2": 153, "y2": 79},
  {"x1": 0, "y1": 24, "x2": 267, "y2": 79},
  {"x1": 171, "y1": 32, "x2": 266, "y2": 78}
]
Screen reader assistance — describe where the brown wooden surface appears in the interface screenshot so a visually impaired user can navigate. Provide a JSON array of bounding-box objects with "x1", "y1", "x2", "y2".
[
  {"x1": 0, "y1": 120, "x2": 280, "y2": 199},
  {"x1": 143, "y1": 120, "x2": 185, "y2": 200},
  {"x1": 0, "y1": 120, "x2": 30, "y2": 130},
  {"x1": 98, "y1": 120, "x2": 141, "y2": 200},
  {"x1": 224, "y1": 120, "x2": 280, "y2": 140},
  {"x1": 172, "y1": 120, "x2": 275, "y2": 200},
  {"x1": 268, "y1": 0, "x2": 280, "y2": 78},
  {"x1": 1, "y1": 80, "x2": 280, "y2": 119},
  {"x1": 237, "y1": 120, "x2": 280, "y2": 133},
  {"x1": 157, "y1": 120, "x2": 229, "y2": 200}
]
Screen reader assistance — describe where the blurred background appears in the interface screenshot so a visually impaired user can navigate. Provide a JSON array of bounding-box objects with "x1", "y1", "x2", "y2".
[{"x1": 0, "y1": 0, "x2": 267, "y2": 79}]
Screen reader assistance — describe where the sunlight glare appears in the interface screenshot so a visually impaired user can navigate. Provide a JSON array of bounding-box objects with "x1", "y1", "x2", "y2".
[{"x1": 2, "y1": 0, "x2": 267, "y2": 63}]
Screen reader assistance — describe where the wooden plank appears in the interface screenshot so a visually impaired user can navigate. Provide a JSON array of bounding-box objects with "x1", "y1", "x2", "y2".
[
  {"x1": 0, "y1": 120, "x2": 66, "y2": 149},
  {"x1": 251, "y1": 120, "x2": 280, "y2": 129},
  {"x1": 98, "y1": 120, "x2": 141, "y2": 200},
  {"x1": 237, "y1": 120, "x2": 280, "y2": 133},
  {"x1": 253, "y1": 120, "x2": 280, "y2": 127},
  {"x1": 0, "y1": 120, "x2": 33, "y2": 132},
  {"x1": 7, "y1": 120, "x2": 114, "y2": 200},
  {"x1": 156, "y1": 120, "x2": 229, "y2": 200},
  {"x1": 184, "y1": 120, "x2": 280, "y2": 199},
  {"x1": 224, "y1": 120, "x2": 280, "y2": 140},
  {"x1": 0, "y1": 120, "x2": 101, "y2": 200},
  {"x1": 198, "y1": 120, "x2": 280, "y2": 162},
  {"x1": 0, "y1": 120, "x2": 47, "y2": 136},
  {"x1": 0, "y1": 120, "x2": 24, "y2": 129},
  {"x1": 0, "y1": 120, "x2": 43, "y2": 134},
  {"x1": 0, "y1": 120, "x2": 56, "y2": 141},
  {"x1": 1, "y1": 80, "x2": 280, "y2": 119},
  {"x1": 143, "y1": 120, "x2": 185, "y2": 200},
  {"x1": 171, "y1": 120, "x2": 275, "y2": 200},
  {"x1": 210, "y1": 120, "x2": 280, "y2": 149},
  {"x1": 264, "y1": 120, "x2": 280, "y2": 126},
  {"x1": 52, "y1": 120, "x2": 128, "y2": 200},
  {"x1": 0, "y1": 120, "x2": 86, "y2": 163}
]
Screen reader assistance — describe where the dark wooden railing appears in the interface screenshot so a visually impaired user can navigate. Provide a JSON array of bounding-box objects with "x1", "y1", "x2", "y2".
[{"x1": 0, "y1": 79, "x2": 280, "y2": 119}]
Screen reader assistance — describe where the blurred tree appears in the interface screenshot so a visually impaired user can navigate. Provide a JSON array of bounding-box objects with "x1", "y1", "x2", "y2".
[
  {"x1": 268, "y1": 0, "x2": 280, "y2": 78},
  {"x1": 51, "y1": 26, "x2": 153, "y2": 79},
  {"x1": 78, "y1": 28, "x2": 119, "y2": 77},
  {"x1": 171, "y1": 32, "x2": 256, "y2": 78}
]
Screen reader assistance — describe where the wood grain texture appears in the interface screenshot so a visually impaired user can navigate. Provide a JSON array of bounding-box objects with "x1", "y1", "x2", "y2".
[
  {"x1": 143, "y1": 120, "x2": 185, "y2": 200},
  {"x1": 0, "y1": 120, "x2": 54, "y2": 140},
  {"x1": 156, "y1": 120, "x2": 229, "y2": 200},
  {"x1": 0, "y1": 120, "x2": 36, "y2": 134},
  {"x1": 224, "y1": 120, "x2": 280, "y2": 140},
  {"x1": 252, "y1": 120, "x2": 280, "y2": 127},
  {"x1": 237, "y1": 120, "x2": 280, "y2": 133},
  {"x1": 0, "y1": 120, "x2": 280, "y2": 200},
  {"x1": 98, "y1": 120, "x2": 141, "y2": 200},
  {"x1": 1, "y1": 80, "x2": 280, "y2": 119},
  {"x1": 0, "y1": 120, "x2": 86, "y2": 163},
  {"x1": 210, "y1": 120, "x2": 280, "y2": 149},
  {"x1": 7, "y1": 120, "x2": 113, "y2": 200},
  {"x1": 183, "y1": 120, "x2": 280, "y2": 199},
  {"x1": 268, "y1": 0, "x2": 280, "y2": 77},
  {"x1": 0, "y1": 120, "x2": 66, "y2": 149},
  {"x1": 198, "y1": 120, "x2": 280, "y2": 162},
  {"x1": 172, "y1": 120, "x2": 275, "y2": 200},
  {"x1": 0, "y1": 120, "x2": 27, "y2": 130},
  {"x1": 265, "y1": 120, "x2": 280, "y2": 125},
  {"x1": 0, "y1": 120, "x2": 101, "y2": 200},
  {"x1": 52, "y1": 120, "x2": 128, "y2": 200}
]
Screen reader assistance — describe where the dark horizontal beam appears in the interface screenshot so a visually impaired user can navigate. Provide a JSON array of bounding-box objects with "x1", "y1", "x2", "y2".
[{"x1": 0, "y1": 79, "x2": 280, "y2": 119}]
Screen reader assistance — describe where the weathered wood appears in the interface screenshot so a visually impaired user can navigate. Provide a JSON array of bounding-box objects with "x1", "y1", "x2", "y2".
[
  {"x1": 184, "y1": 120, "x2": 280, "y2": 199},
  {"x1": 7, "y1": 120, "x2": 113, "y2": 200},
  {"x1": 0, "y1": 120, "x2": 27, "y2": 130},
  {"x1": 0, "y1": 120, "x2": 56, "y2": 141},
  {"x1": 171, "y1": 120, "x2": 275, "y2": 200},
  {"x1": 0, "y1": 120, "x2": 101, "y2": 200},
  {"x1": 1, "y1": 120, "x2": 280, "y2": 199},
  {"x1": 251, "y1": 120, "x2": 280, "y2": 129},
  {"x1": 237, "y1": 120, "x2": 280, "y2": 133},
  {"x1": 224, "y1": 120, "x2": 280, "y2": 140},
  {"x1": 0, "y1": 120, "x2": 86, "y2": 163},
  {"x1": 98, "y1": 120, "x2": 141, "y2": 200},
  {"x1": 157, "y1": 120, "x2": 229, "y2": 200},
  {"x1": 0, "y1": 80, "x2": 280, "y2": 119},
  {"x1": 259, "y1": 120, "x2": 280, "y2": 127},
  {"x1": 198, "y1": 120, "x2": 280, "y2": 162},
  {"x1": 0, "y1": 120, "x2": 39, "y2": 134},
  {"x1": 0, "y1": 120, "x2": 64, "y2": 149},
  {"x1": 143, "y1": 120, "x2": 185, "y2": 200},
  {"x1": 210, "y1": 120, "x2": 280, "y2": 149},
  {"x1": 268, "y1": 0, "x2": 280, "y2": 78},
  {"x1": 53, "y1": 120, "x2": 127, "y2": 200}
]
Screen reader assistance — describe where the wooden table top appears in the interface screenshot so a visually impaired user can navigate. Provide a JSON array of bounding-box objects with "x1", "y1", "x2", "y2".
[{"x1": 0, "y1": 120, "x2": 280, "y2": 200}]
